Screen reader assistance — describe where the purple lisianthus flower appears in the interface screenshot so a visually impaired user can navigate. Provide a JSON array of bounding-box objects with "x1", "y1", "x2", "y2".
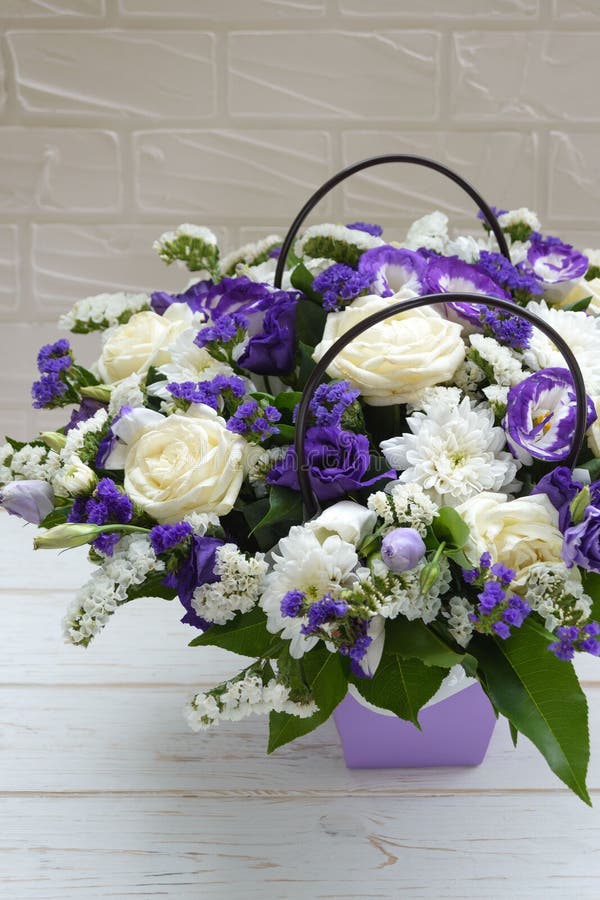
[
  {"x1": 266, "y1": 426, "x2": 395, "y2": 502},
  {"x1": 151, "y1": 275, "x2": 271, "y2": 319},
  {"x1": 476, "y1": 250, "x2": 543, "y2": 298},
  {"x1": 381, "y1": 527, "x2": 426, "y2": 573},
  {"x1": 237, "y1": 291, "x2": 298, "y2": 375},
  {"x1": 422, "y1": 256, "x2": 511, "y2": 328},
  {"x1": 532, "y1": 466, "x2": 584, "y2": 531},
  {"x1": 176, "y1": 535, "x2": 225, "y2": 629},
  {"x1": 346, "y1": 221, "x2": 384, "y2": 238},
  {"x1": 562, "y1": 506, "x2": 600, "y2": 574},
  {"x1": 504, "y1": 368, "x2": 596, "y2": 463},
  {"x1": 358, "y1": 245, "x2": 427, "y2": 297},
  {"x1": 0, "y1": 479, "x2": 55, "y2": 524},
  {"x1": 521, "y1": 234, "x2": 588, "y2": 286}
]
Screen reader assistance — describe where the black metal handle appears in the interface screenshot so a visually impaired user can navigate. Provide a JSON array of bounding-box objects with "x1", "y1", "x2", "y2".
[
  {"x1": 294, "y1": 293, "x2": 589, "y2": 520},
  {"x1": 274, "y1": 154, "x2": 510, "y2": 289}
]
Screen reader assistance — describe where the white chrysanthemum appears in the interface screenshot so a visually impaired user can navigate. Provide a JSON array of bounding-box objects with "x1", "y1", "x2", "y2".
[
  {"x1": 404, "y1": 211, "x2": 449, "y2": 254},
  {"x1": 260, "y1": 525, "x2": 361, "y2": 658},
  {"x1": 381, "y1": 396, "x2": 518, "y2": 506},
  {"x1": 469, "y1": 333, "x2": 525, "y2": 387},
  {"x1": 524, "y1": 300, "x2": 600, "y2": 393},
  {"x1": 220, "y1": 234, "x2": 281, "y2": 276},
  {"x1": 191, "y1": 544, "x2": 268, "y2": 625},
  {"x1": 446, "y1": 596, "x2": 475, "y2": 647},
  {"x1": 294, "y1": 223, "x2": 383, "y2": 260},
  {"x1": 58, "y1": 292, "x2": 150, "y2": 332}
]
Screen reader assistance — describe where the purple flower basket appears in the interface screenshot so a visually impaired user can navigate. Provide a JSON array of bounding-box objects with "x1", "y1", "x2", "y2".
[{"x1": 333, "y1": 683, "x2": 496, "y2": 769}]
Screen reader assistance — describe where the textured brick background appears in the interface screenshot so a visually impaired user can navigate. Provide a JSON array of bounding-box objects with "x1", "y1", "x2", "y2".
[{"x1": 2, "y1": 0, "x2": 600, "y2": 438}]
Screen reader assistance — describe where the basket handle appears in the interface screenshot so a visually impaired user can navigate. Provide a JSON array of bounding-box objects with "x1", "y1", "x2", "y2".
[
  {"x1": 273, "y1": 154, "x2": 510, "y2": 290},
  {"x1": 294, "y1": 292, "x2": 589, "y2": 520}
]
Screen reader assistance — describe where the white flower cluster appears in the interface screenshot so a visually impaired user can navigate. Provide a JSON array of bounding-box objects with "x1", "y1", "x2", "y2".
[
  {"x1": 516, "y1": 563, "x2": 592, "y2": 633},
  {"x1": 191, "y1": 543, "x2": 268, "y2": 625},
  {"x1": 108, "y1": 373, "x2": 145, "y2": 417},
  {"x1": 469, "y1": 334, "x2": 525, "y2": 387},
  {"x1": 59, "y1": 292, "x2": 150, "y2": 333},
  {"x1": 185, "y1": 672, "x2": 317, "y2": 731},
  {"x1": 183, "y1": 511, "x2": 221, "y2": 536},
  {"x1": 367, "y1": 482, "x2": 439, "y2": 536},
  {"x1": 52, "y1": 408, "x2": 109, "y2": 498},
  {"x1": 452, "y1": 357, "x2": 486, "y2": 397},
  {"x1": 219, "y1": 234, "x2": 281, "y2": 277},
  {"x1": 445, "y1": 595, "x2": 475, "y2": 647},
  {"x1": 63, "y1": 535, "x2": 164, "y2": 646},
  {"x1": 524, "y1": 300, "x2": 600, "y2": 394},
  {"x1": 404, "y1": 211, "x2": 449, "y2": 254},
  {"x1": 246, "y1": 445, "x2": 288, "y2": 496},
  {"x1": 497, "y1": 207, "x2": 541, "y2": 233},
  {"x1": 370, "y1": 556, "x2": 452, "y2": 624},
  {"x1": 294, "y1": 223, "x2": 383, "y2": 260},
  {"x1": 0, "y1": 441, "x2": 60, "y2": 486}
]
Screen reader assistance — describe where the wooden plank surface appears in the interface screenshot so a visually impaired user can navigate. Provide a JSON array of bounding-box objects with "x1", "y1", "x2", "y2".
[{"x1": 2, "y1": 514, "x2": 600, "y2": 897}]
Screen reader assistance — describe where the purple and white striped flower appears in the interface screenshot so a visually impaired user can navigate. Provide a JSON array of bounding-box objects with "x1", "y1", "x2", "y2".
[
  {"x1": 522, "y1": 235, "x2": 588, "y2": 286},
  {"x1": 422, "y1": 256, "x2": 511, "y2": 328},
  {"x1": 504, "y1": 367, "x2": 596, "y2": 462},
  {"x1": 358, "y1": 245, "x2": 427, "y2": 297}
]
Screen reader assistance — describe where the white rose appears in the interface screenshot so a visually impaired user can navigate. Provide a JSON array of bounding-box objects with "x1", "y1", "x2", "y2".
[
  {"x1": 588, "y1": 397, "x2": 600, "y2": 457},
  {"x1": 312, "y1": 295, "x2": 465, "y2": 405},
  {"x1": 308, "y1": 500, "x2": 376, "y2": 547},
  {"x1": 554, "y1": 276, "x2": 600, "y2": 315},
  {"x1": 456, "y1": 491, "x2": 563, "y2": 580},
  {"x1": 97, "y1": 305, "x2": 199, "y2": 384},
  {"x1": 121, "y1": 407, "x2": 246, "y2": 523}
]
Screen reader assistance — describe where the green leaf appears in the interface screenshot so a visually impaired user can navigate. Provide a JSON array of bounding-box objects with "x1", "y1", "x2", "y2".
[
  {"x1": 384, "y1": 616, "x2": 464, "y2": 669},
  {"x1": 236, "y1": 498, "x2": 279, "y2": 551},
  {"x1": 290, "y1": 262, "x2": 323, "y2": 303},
  {"x1": 127, "y1": 574, "x2": 176, "y2": 602},
  {"x1": 509, "y1": 720, "x2": 519, "y2": 748},
  {"x1": 268, "y1": 647, "x2": 347, "y2": 752},
  {"x1": 579, "y1": 458, "x2": 600, "y2": 481},
  {"x1": 583, "y1": 572, "x2": 600, "y2": 622},
  {"x1": 295, "y1": 297, "x2": 327, "y2": 347},
  {"x1": 296, "y1": 341, "x2": 317, "y2": 390},
  {"x1": 432, "y1": 506, "x2": 469, "y2": 549},
  {"x1": 470, "y1": 621, "x2": 591, "y2": 805},
  {"x1": 351, "y1": 655, "x2": 446, "y2": 727},
  {"x1": 39, "y1": 505, "x2": 72, "y2": 529},
  {"x1": 563, "y1": 296, "x2": 592, "y2": 312},
  {"x1": 189, "y1": 607, "x2": 280, "y2": 658},
  {"x1": 272, "y1": 390, "x2": 302, "y2": 417},
  {"x1": 251, "y1": 485, "x2": 303, "y2": 535}
]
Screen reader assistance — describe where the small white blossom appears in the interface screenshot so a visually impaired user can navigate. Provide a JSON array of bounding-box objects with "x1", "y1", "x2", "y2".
[
  {"x1": 7, "y1": 444, "x2": 61, "y2": 483},
  {"x1": 368, "y1": 482, "x2": 439, "y2": 536},
  {"x1": 108, "y1": 373, "x2": 145, "y2": 417},
  {"x1": 514, "y1": 563, "x2": 592, "y2": 633},
  {"x1": 191, "y1": 544, "x2": 268, "y2": 625},
  {"x1": 294, "y1": 223, "x2": 383, "y2": 260},
  {"x1": 469, "y1": 333, "x2": 525, "y2": 387},
  {"x1": 497, "y1": 207, "x2": 541, "y2": 233},
  {"x1": 453, "y1": 357, "x2": 486, "y2": 397},
  {"x1": 445, "y1": 596, "x2": 475, "y2": 647},
  {"x1": 59, "y1": 292, "x2": 150, "y2": 333},
  {"x1": 183, "y1": 511, "x2": 221, "y2": 536},
  {"x1": 220, "y1": 234, "x2": 281, "y2": 277},
  {"x1": 407, "y1": 385, "x2": 463, "y2": 415},
  {"x1": 53, "y1": 455, "x2": 97, "y2": 498},
  {"x1": 482, "y1": 383, "x2": 509, "y2": 412},
  {"x1": 370, "y1": 556, "x2": 451, "y2": 624},
  {"x1": 404, "y1": 211, "x2": 449, "y2": 254},
  {"x1": 445, "y1": 234, "x2": 482, "y2": 263}
]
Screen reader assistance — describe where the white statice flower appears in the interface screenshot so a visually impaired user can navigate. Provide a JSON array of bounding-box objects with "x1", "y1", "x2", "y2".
[
  {"x1": 153, "y1": 225, "x2": 219, "y2": 271},
  {"x1": 245, "y1": 445, "x2": 287, "y2": 497},
  {"x1": 381, "y1": 396, "x2": 518, "y2": 506},
  {"x1": 183, "y1": 511, "x2": 221, "y2": 536},
  {"x1": 51, "y1": 409, "x2": 109, "y2": 494},
  {"x1": 584, "y1": 248, "x2": 600, "y2": 269},
  {"x1": 185, "y1": 673, "x2": 317, "y2": 731},
  {"x1": 0, "y1": 443, "x2": 12, "y2": 485},
  {"x1": 407, "y1": 385, "x2": 463, "y2": 415},
  {"x1": 260, "y1": 525, "x2": 362, "y2": 658},
  {"x1": 445, "y1": 596, "x2": 475, "y2": 648},
  {"x1": 482, "y1": 383, "x2": 509, "y2": 413},
  {"x1": 507, "y1": 239, "x2": 531, "y2": 266},
  {"x1": 452, "y1": 357, "x2": 486, "y2": 397},
  {"x1": 368, "y1": 482, "x2": 439, "y2": 536},
  {"x1": 513, "y1": 562, "x2": 592, "y2": 633},
  {"x1": 497, "y1": 207, "x2": 541, "y2": 234},
  {"x1": 7, "y1": 443, "x2": 60, "y2": 483},
  {"x1": 191, "y1": 543, "x2": 268, "y2": 626},
  {"x1": 370, "y1": 555, "x2": 451, "y2": 624},
  {"x1": 219, "y1": 234, "x2": 281, "y2": 276},
  {"x1": 58, "y1": 292, "x2": 150, "y2": 332},
  {"x1": 445, "y1": 234, "x2": 483, "y2": 264},
  {"x1": 294, "y1": 223, "x2": 383, "y2": 261},
  {"x1": 108, "y1": 373, "x2": 145, "y2": 417},
  {"x1": 524, "y1": 300, "x2": 600, "y2": 394},
  {"x1": 63, "y1": 535, "x2": 164, "y2": 646},
  {"x1": 469, "y1": 333, "x2": 525, "y2": 387},
  {"x1": 404, "y1": 211, "x2": 449, "y2": 254}
]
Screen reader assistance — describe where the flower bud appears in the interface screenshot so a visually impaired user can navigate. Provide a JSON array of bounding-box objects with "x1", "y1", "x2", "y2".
[
  {"x1": 34, "y1": 523, "x2": 102, "y2": 550},
  {"x1": 381, "y1": 527, "x2": 426, "y2": 573},
  {"x1": 0, "y1": 479, "x2": 55, "y2": 524},
  {"x1": 40, "y1": 431, "x2": 67, "y2": 452},
  {"x1": 55, "y1": 457, "x2": 97, "y2": 497},
  {"x1": 420, "y1": 560, "x2": 441, "y2": 594},
  {"x1": 570, "y1": 486, "x2": 591, "y2": 526},
  {"x1": 80, "y1": 385, "x2": 112, "y2": 402}
]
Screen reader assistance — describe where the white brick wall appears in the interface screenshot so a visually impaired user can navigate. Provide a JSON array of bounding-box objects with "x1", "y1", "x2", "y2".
[{"x1": 1, "y1": 0, "x2": 600, "y2": 438}]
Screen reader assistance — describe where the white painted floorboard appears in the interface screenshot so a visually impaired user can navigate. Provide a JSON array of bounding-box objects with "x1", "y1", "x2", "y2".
[{"x1": 1, "y1": 513, "x2": 600, "y2": 898}]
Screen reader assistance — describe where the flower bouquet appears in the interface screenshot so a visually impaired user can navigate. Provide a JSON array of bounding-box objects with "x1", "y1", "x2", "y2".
[{"x1": 2, "y1": 155, "x2": 600, "y2": 804}]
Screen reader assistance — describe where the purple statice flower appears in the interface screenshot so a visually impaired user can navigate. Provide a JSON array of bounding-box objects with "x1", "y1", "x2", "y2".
[
  {"x1": 480, "y1": 552, "x2": 492, "y2": 568},
  {"x1": 85, "y1": 478, "x2": 133, "y2": 526},
  {"x1": 504, "y1": 368, "x2": 596, "y2": 463},
  {"x1": 268, "y1": 246, "x2": 281, "y2": 259},
  {"x1": 562, "y1": 506, "x2": 600, "y2": 574},
  {"x1": 312, "y1": 263, "x2": 372, "y2": 312},
  {"x1": 194, "y1": 312, "x2": 248, "y2": 348},
  {"x1": 167, "y1": 374, "x2": 246, "y2": 410},
  {"x1": 532, "y1": 466, "x2": 583, "y2": 532},
  {"x1": 422, "y1": 256, "x2": 511, "y2": 328},
  {"x1": 226, "y1": 399, "x2": 281, "y2": 440},
  {"x1": 381, "y1": 527, "x2": 426, "y2": 573},
  {"x1": 301, "y1": 594, "x2": 349, "y2": 636},
  {"x1": 463, "y1": 556, "x2": 527, "y2": 639},
  {"x1": 479, "y1": 307, "x2": 532, "y2": 350},
  {"x1": 476, "y1": 250, "x2": 543, "y2": 298},
  {"x1": 149, "y1": 522, "x2": 193, "y2": 555},
  {"x1": 490, "y1": 562, "x2": 515, "y2": 587},
  {"x1": 93, "y1": 532, "x2": 121, "y2": 556},
  {"x1": 280, "y1": 589, "x2": 305, "y2": 618},
  {"x1": 339, "y1": 618, "x2": 373, "y2": 676},
  {"x1": 548, "y1": 622, "x2": 600, "y2": 661},
  {"x1": 0, "y1": 479, "x2": 55, "y2": 524},
  {"x1": 521, "y1": 234, "x2": 588, "y2": 286},
  {"x1": 177, "y1": 535, "x2": 225, "y2": 629},
  {"x1": 346, "y1": 221, "x2": 384, "y2": 237},
  {"x1": 65, "y1": 398, "x2": 106, "y2": 433},
  {"x1": 267, "y1": 425, "x2": 395, "y2": 503},
  {"x1": 36, "y1": 339, "x2": 72, "y2": 374},
  {"x1": 358, "y1": 245, "x2": 427, "y2": 297},
  {"x1": 306, "y1": 380, "x2": 360, "y2": 427},
  {"x1": 31, "y1": 371, "x2": 68, "y2": 409}
]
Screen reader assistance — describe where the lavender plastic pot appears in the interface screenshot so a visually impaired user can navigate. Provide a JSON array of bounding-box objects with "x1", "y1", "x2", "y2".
[{"x1": 333, "y1": 682, "x2": 496, "y2": 769}]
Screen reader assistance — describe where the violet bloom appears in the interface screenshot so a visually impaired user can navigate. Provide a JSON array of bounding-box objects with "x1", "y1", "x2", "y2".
[
  {"x1": 0, "y1": 479, "x2": 54, "y2": 524},
  {"x1": 504, "y1": 368, "x2": 596, "y2": 463},
  {"x1": 346, "y1": 222, "x2": 384, "y2": 237},
  {"x1": 532, "y1": 467, "x2": 583, "y2": 532},
  {"x1": 65, "y1": 398, "x2": 106, "y2": 433},
  {"x1": 151, "y1": 276, "x2": 271, "y2": 318},
  {"x1": 358, "y1": 245, "x2": 427, "y2": 297},
  {"x1": 381, "y1": 527, "x2": 426, "y2": 573},
  {"x1": 562, "y1": 506, "x2": 600, "y2": 574},
  {"x1": 176, "y1": 535, "x2": 225, "y2": 629},
  {"x1": 521, "y1": 234, "x2": 588, "y2": 286},
  {"x1": 237, "y1": 291, "x2": 298, "y2": 375},
  {"x1": 267, "y1": 426, "x2": 395, "y2": 502},
  {"x1": 422, "y1": 256, "x2": 511, "y2": 328}
]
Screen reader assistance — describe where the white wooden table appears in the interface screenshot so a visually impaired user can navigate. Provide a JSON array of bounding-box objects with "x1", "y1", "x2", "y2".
[{"x1": 1, "y1": 514, "x2": 600, "y2": 899}]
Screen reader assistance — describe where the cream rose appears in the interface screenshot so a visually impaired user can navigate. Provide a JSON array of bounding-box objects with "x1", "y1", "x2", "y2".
[
  {"x1": 551, "y1": 276, "x2": 600, "y2": 314},
  {"x1": 312, "y1": 295, "x2": 465, "y2": 405},
  {"x1": 97, "y1": 305, "x2": 199, "y2": 384},
  {"x1": 122, "y1": 407, "x2": 246, "y2": 523},
  {"x1": 456, "y1": 491, "x2": 563, "y2": 580}
]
